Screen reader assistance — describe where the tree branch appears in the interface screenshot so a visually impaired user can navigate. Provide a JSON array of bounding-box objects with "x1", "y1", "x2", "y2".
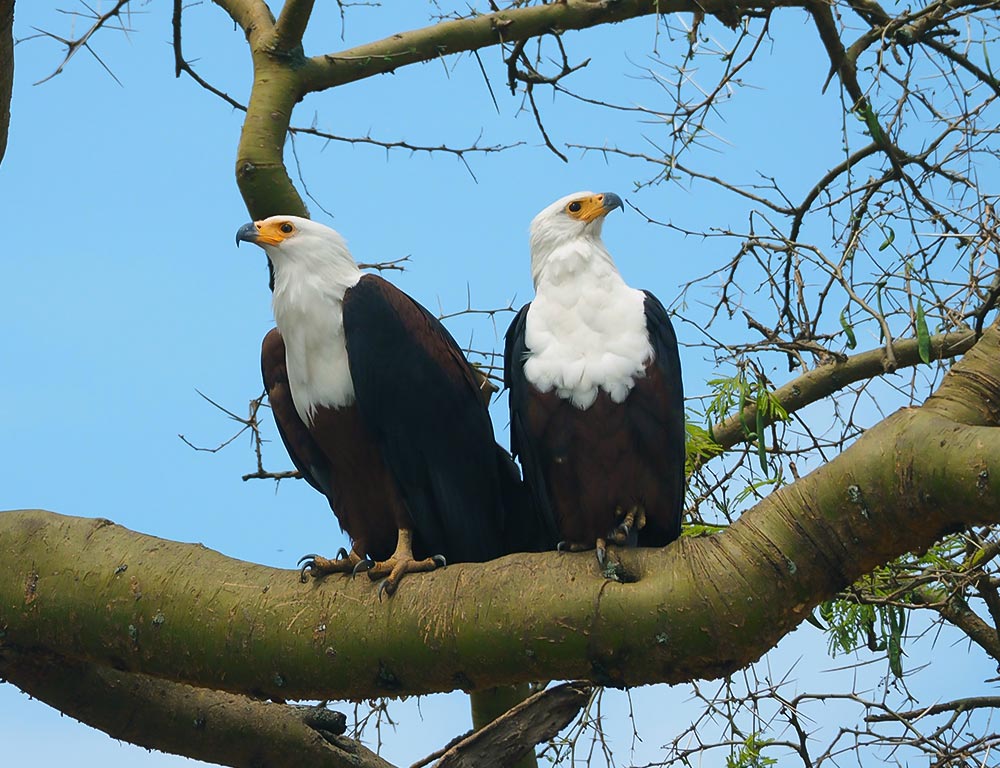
[
  {"x1": 866, "y1": 695, "x2": 1000, "y2": 723},
  {"x1": 273, "y1": 0, "x2": 315, "y2": 52},
  {"x1": 924, "y1": 318, "x2": 1000, "y2": 426},
  {"x1": 435, "y1": 683, "x2": 591, "y2": 768},
  {"x1": 4, "y1": 317, "x2": 1000, "y2": 699},
  {"x1": 710, "y1": 331, "x2": 977, "y2": 452},
  {"x1": 0, "y1": 648, "x2": 395, "y2": 768},
  {"x1": 211, "y1": 0, "x2": 275, "y2": 45},
  {"x1": 298, "y1": 0, "x2": 808, "y2": 94},
  {"x1": 0, "y1": 0, "x2": 12, "y2": 167},
  {"x1": 911, "y1": 586, "x2": 1000, "y2": 661}
]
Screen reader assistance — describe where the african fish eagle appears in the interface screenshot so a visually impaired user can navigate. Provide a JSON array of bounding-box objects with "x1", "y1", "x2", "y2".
[
  {"x1": 237, "y1": 215, "x2": 540, "y2": 595},
  {"x1": 504, "y1": 191, "x2": 686, "y2": 563}
]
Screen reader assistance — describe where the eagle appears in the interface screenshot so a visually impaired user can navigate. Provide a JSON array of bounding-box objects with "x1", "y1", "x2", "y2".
[
  {"x1": 237, "y1": 215, "x2": 540, "y2": 595},
  {"x1": 504, "y1": 191, "x2": 685, "y2": 563}
]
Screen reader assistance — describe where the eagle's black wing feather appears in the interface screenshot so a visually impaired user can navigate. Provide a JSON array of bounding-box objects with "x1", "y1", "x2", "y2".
[
  {"x1": 343, "y1": 275, "x2": 506, "y2": 563},
  {"x1": 504, "y1": 304, "x2": 559, "y2": 548},
  {"x1": 636, "y1": 290, "x2": 686, "y2": 542}
]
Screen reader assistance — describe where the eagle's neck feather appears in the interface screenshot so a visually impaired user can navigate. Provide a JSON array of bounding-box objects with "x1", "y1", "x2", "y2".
[
  {"x1": 271, "y1": 259, "x2": 363, "y2": 423},
  {"x1": 524, "y1": 237, "x2": 651, "y2": 410}
]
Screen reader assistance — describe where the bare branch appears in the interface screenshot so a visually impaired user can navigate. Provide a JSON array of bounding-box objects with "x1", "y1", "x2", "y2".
[
  {"x1": 30, "y1": 0, "x2": 133, "y2": 86},
  {"x1": 867, "y1": 696, "x2": 1000, "y2": 722},
  {"x1": 434, "y1": 683, "x2": 591, "y2": 768}
]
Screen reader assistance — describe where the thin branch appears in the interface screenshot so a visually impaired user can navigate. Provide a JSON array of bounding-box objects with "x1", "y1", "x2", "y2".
[
  {"x1": 290, "y1": 123, "x2": 525, "y2": 173},
  {"x1": 866, "y1": 696, "x2": 1000, "y2": 722},
  {"x1": 30, "y1": 0, "x2": 133, "y2": 86}
]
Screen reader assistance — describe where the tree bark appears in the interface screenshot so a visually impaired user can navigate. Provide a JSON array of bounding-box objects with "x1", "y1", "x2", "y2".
[
  {"x1": 0, "y1": 0, "x2": 13, "y2": 167},
  {"x1": 436, "y1": 683, "x2": 591, "y2": 768},
  {"x1": 0, "y1": 648, "x2": 395, "y2": 768}
]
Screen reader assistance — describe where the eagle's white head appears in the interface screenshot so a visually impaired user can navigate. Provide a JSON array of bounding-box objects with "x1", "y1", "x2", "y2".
[
  {"x1": 236, "y1": 215, "x2": 362, "y2": 293},
  {"x1": 236, "y1": 215, "x2": 363, "y2": 416},
  {"x1": 528, "y1": 191, "x2": 624, "y2": 287}
]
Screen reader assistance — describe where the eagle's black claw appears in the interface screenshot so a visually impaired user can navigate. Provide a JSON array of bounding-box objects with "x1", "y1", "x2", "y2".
[
  {"x1": 556, "y1": 540, "x2": 568, "y2": 552},
  {"x1": 432, "y1": 554, "x2": 447, "y2": 568},
  {"x1": 297, "y1": 553, "x2": 319, "y2": 566},
  {"x1": 376, "y1": 578, "x2": 393, "y2": 601},
  {"x1": 352, "y1": 558, "x2": 375, "y2": 577},
  {"x1": 595, "y1": 544, "x2": 607, "y2": 568},
  {"x1": 299, "y1": 558, "x2": 317, "y2": 583},
  {"x1": 334, "y1": 547, "x2": 350, "y2": 561}
]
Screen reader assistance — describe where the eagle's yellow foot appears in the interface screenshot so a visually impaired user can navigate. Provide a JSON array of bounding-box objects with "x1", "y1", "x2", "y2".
[
  {"x1": 365, "y1": 529, "x2": 446, "y2": 598},
  {"x1": 556, "y1": 537, "x2": 619, "y2": 567},
  {"x1": 608, "y1": 505, "x2": 646, "y2": 545},
  {"x1": 595, "y1": 537, "x2": 609, "y2": 567},
  {"x1": 298, "y1": 547, "x2": 363, "y2": 582},
  {"x1": 556, "y1": 539, "x2": 592, "y2": 552}
]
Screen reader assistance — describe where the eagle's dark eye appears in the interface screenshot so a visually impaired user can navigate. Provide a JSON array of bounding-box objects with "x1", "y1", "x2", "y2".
[
  {"x1": 568, "y1": 201, "x2": 583, "y2": 213},
  {"x1": 280, "y1": 222, "x2": 294, "y2": 234}
]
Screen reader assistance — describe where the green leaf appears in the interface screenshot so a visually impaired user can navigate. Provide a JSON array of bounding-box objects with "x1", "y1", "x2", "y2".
[
  {"x1": 887, "y1": 606, "x2": 905, "y2": 678},
  {"x1": 916, "y1": 301, "x2": 931, "y2": 364},
  {"x1": 856, "y1": 101, "x2": 885, "y2": 144},
  {"x1": 756, "y1": 407, "x2": 767, "y2": 472},
  {"x1": 878, "y1": 226, "x2": 895, "y2": 251},
  {"x1": 840, "y1": 311, "x2": 857, "y2": 349},
  {"x1": 681, "y1": 522, "x2": 728, "y2": 537}
]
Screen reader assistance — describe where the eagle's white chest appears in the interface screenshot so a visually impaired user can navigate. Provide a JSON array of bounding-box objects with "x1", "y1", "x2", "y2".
[
  {"x1": 523, "y1": 272, "x2": 652, "y2": 410},
  {"x1": 272, "y1": 278, "x2": 358, "y2": 424}
]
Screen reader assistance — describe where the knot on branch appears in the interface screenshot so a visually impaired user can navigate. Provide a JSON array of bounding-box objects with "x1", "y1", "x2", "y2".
[{"x1": 504, "y1": 33, "x2": 590, "y2": 95}]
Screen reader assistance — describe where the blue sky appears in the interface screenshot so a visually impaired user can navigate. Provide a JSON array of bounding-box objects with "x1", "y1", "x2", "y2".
[{"x1": 3, "y1": 2, "x2": 996, "y2": 766}]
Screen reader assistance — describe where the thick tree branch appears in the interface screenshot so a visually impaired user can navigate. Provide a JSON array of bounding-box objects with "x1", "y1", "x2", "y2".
[
  {"x1": 212, "y1": 0, "x2": 275, "y2": 46},
  {"x1": 298, "y1": 0, "x2": 806, "y2": 94},
  {"x1": 435, "y1": 683, "x2": 591, "y2": 768},
  {"x1": 4, "y1": 322, "x2": 1000, "y2": 700},
  {"x1": 925, "y1": 320, "x2": 1000, "y2": 426},
  {"x1": 0, "y1": 0, "x2": 11, "y2": 166},
  {"x1": 807, "y1": 0, "x2": 864, "y2": 105},
  {"x1": 236, "y1": 56, "x2": 309, "y2": 218},
  {"x1": 711, "y1": 331, "x2": 977, "y2": 452},
  {"x1": 0, "y1": 648, "x2": 395, "y2": 768},
  {"x1": 273, "y1": 0, "x2": 315, "y2": 52}
]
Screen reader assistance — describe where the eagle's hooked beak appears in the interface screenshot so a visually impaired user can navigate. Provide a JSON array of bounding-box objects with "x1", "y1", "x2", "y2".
[
  {"x1": 235, "y1": 222, "x2": 260, "y2": 247},
  {"x1": 600, "y1": 192, "x2": 624, "y2": 214},
  {"x1": 573, "y1": 192, "x2": 624, "y2": 223}
]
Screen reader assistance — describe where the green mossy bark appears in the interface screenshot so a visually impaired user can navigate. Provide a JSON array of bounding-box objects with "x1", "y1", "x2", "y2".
[
  {"x1": 236, "y1": 54, "x2": 308, "y2": 219},
  {"x1": 0, "y1": 648, "x2": 393, "y2": 768}
]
